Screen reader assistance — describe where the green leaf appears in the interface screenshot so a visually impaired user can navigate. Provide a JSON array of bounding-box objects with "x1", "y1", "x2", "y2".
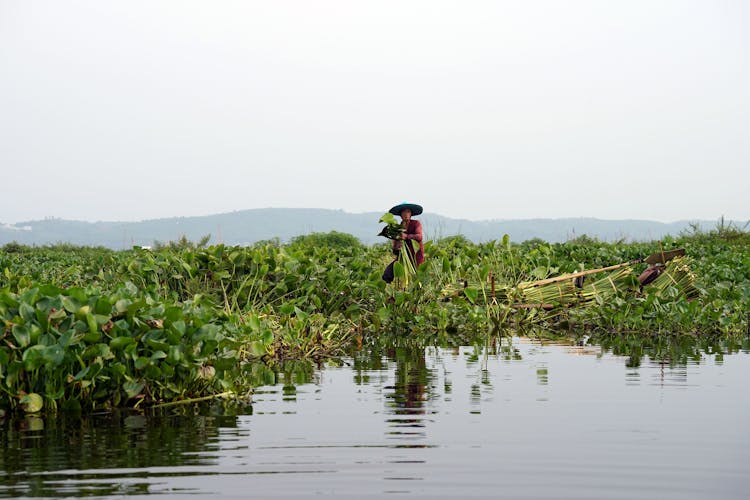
[
  {"x1": 94, "y1": 297, "x2": 112, "y2": 315},
  {"x1": 378, "y1": 212, "x2": 398, "y2": 225},
  {"x1": 248, "y1": 341, "x2": 268, "y2": 357},
  {"x1": 480, "y1": 265, "x2": 490, "y2": 281},
  {"x1": 123, "y1": 380, "x2": 145, "y2": 399},
  {"x1": 151, "y1": 350, "x2": 167, "y2": 360},
  {"x1": 393, "y1": 261, "x2": 405, "y2": 279},
  {"x1": 464, "y1": 287, "x2": 479, "y2": 304},
  {"x1": 84, "y1": 313, "x2": 98, "y2": 337},
  {"x1": 19, "y1": 302, "x2": 35, "y2": 322},
  {"x1": 12, "y1": 325, "x2": 31, "y2": 348},
  {"x1": 247, "y1": 314, "x2": 261, "y2": 332},
  {"x1": 261, "y1": 328, "x2": 274, "y2": 345},
  {"x1": 135, "y1": 357, "x2": 150, "y2": 370},
  {"x1": 20, "y1": 393, "x2": 44, "y2": 413},
  {"x1": 23, "y1": 345, "x2": 47, "y2": 370},
  {"x1": 61, "y1": 296, "x2": 80, "y2": 314},
  {"x1": 48, "y1": 308, "x2": 67, "y2": 321},
  {"x1": 167, "y1": 345, "x2": 182, "y2": 365},
  {"x1": 170, "y1": 320, "x2": 186, "y2": 337},
  {"x1": 114, "y1": 299, "x2": 130, "y2": 313},
  {"x1": 109, "y1": 336, "x2": 135, "y2": 350},
  {"x1": 42, "y1": 344, "x2": 65, "y2": 368}
]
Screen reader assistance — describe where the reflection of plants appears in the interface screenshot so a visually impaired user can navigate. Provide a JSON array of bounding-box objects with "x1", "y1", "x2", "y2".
[
  {"x1": 0, "y1": 408, "x2": 247, "y2": 497},
  {"x1": 591, "y1": 332, "x2": 749, "y2": 368}
]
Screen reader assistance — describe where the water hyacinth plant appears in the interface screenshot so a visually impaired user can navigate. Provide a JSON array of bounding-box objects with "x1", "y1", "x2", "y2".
[{"x1": 0, "y1": 220, "x2": 748, "y2": 414}]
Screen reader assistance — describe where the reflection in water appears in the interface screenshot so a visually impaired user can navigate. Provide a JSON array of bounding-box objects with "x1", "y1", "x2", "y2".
[
  {"x1": 1, "y1": 334, "x2": 749, "y2": 498},
  {"x1": 0, "y1": 407, "x2": 248, "y2": 497},
  {"x1": 384, "y1": 346, "x2": 432, "y2": 444}
]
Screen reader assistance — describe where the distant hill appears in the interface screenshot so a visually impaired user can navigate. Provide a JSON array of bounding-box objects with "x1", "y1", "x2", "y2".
[{"x1": 0, "y1": 209, "x2": 725, "y2": 249}]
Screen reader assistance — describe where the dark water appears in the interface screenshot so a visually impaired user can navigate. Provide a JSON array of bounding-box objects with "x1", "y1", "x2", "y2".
[{"x1": 2, "y1": 337, "x2": 749, "y2": 499}]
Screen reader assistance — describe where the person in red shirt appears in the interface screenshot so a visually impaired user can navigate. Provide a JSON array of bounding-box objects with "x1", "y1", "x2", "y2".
[{"x1": 382, "y1": 202, "x2": 425, "y2": 283}]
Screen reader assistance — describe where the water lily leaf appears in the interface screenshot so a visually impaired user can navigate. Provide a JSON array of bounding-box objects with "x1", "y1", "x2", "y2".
[{"x1": 20, "y1": 393, "x2": 44, "y2": 413}]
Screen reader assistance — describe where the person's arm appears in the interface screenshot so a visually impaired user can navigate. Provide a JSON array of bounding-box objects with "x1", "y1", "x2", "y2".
[{"x1": 405, "y1": 221, "x2": 423, "y2": 242}]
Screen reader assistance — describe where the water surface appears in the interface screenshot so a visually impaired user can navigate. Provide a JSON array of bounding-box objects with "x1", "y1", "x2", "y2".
[{"x1": 2, "y1": 337, "x2": 748, "y2": 498}]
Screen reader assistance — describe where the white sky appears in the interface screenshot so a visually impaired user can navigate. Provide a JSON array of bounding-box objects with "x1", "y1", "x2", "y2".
[{"x1": 1, "y1": 0, "x2": 748, "y2": 224}]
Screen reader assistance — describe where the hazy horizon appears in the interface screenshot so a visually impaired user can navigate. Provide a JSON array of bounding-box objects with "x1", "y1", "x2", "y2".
[
  {"x1": 2, "y1": 1, "x2": 748, "y2": 225},
  {"x1": 1, "y1": 205, "x2": 741, "y2": 227}
]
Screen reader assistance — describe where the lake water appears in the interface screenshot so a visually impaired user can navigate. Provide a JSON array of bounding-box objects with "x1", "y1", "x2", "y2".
[{"x1": 2, "y1": 336, "x2": 749, "y2": 499}]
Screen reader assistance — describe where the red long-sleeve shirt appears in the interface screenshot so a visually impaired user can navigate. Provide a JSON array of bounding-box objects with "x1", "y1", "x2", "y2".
[{"x1": 393, "y1": 219, "x2": 425, "y2": 265}]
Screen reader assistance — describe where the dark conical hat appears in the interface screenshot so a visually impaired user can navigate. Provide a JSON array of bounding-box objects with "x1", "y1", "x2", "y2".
[{"x1": 389, "y1": 202, "x2": 423, "y2": 216}]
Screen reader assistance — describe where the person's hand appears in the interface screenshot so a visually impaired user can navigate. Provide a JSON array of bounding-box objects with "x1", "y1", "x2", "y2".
[{"x1": 400, "y1": 233, "x2": 407, "y2": 240}]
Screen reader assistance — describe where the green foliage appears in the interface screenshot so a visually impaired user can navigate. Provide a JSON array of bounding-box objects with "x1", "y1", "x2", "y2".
[
  {"x1": 153, "y1": 234, "x2": 211, "y2": 251},
  {"x1": 1, "y1": 226, "x2": 748, "y2": 414},
  {"x1": 289, "y1": 231, "x2": 363, "y2": 249},
  {"x1": 2, "y1": 242, "x2": 27, "y2": 254}
]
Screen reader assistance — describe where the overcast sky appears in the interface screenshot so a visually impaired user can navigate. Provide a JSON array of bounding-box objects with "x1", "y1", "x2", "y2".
[{"x1": 1, "y1": 0, "x2": 748, "y2": 224}]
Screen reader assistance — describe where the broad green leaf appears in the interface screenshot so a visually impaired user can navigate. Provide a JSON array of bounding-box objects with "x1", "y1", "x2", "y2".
[
  {"x1": 247, "y1": 314, "x2": 261, "y2": 332},
  {"x1": 393, "y1": 261, "x2": 405, "y2": 279},
  {"x1": 23, "y1": 345, "x2": 47, "y2": 370},
  {"x1": 20, "y1": 393, "x2": 44, "y2": 413},
  {"x1": 19, "y1": 302, "x2": 35, "y2": 322},
  {"x1": 86, "y1": 312, "x2": 99, "y2": 333},
  {"x1": 442, "y1": 258, "x2": 451, "y2": 273},
  {"x1": 109, "y1": 336, "x2": 135, "y2": 350},
  {"x1": 12, "y1": 325, "x2": 31, "y2": 348},
  {"x1": 42, "y1": 344, "x2": 65, "y2": 368},
  {"x1": 123, "y1": 380, "x2": 145, "y2": 399},
  {"x1": 135, "y1": 356, "x2": 150, "y2": 370}
]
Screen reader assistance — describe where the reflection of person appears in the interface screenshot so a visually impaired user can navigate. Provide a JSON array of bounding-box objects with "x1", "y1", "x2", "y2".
[
  {"x1": 382, "y1": 202, "x2": 425, "y2": 283},
  {"x1": 387, "y1": 346, "x2": 428, "y2": 412}
]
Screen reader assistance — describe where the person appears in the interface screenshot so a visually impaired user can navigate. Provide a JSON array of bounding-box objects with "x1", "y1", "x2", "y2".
[{"x1": 382, "y1": 202, "x2": 425, "y2": 283}]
